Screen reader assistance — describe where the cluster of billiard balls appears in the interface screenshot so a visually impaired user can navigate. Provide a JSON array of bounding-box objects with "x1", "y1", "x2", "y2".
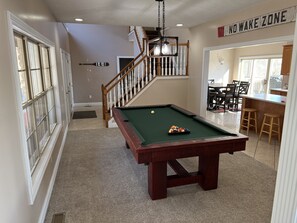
[{"x1": 168, "y1": 125, "x2": 190, "y2": 134}]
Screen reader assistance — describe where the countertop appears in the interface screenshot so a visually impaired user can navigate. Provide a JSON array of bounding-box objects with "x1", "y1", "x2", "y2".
[
  {"x1": 241, "y1": 93, "x2": 286, "y2": 105},
  {"x1": 270, "y1": 88, "x2": 288, "y2": 93}
]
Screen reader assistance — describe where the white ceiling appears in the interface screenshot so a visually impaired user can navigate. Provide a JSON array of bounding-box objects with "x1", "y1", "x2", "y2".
[{"x1": 44, "y1": 0, "x2": 268, "y2": 28}]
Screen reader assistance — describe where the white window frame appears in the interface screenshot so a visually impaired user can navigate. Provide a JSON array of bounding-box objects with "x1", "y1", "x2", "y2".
[
  {"x1": 238, "y1": 55, "x2": 282, "y2": 93},
  {"x1": 7, "y1": 12, "x2": 62, "y2": 204}
]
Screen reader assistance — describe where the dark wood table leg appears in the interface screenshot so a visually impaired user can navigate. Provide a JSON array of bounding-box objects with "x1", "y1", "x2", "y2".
[
  {"x1": 148, "y1": 161, "x2": 167, "y2": 200},
  {"x1": 198, "y1": 154, "x2": 219, "y2": 190},
  {"x1": 125, "y1": 141, "x2": 130, "y2": 149}
]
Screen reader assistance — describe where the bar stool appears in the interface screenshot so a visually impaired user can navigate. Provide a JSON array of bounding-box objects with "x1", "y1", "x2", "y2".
[
  {"x1": 259, "y1": 113, "x2": 281, "y2": 144},
  {"x1": 240, "y1": 108, "x2": 258, "y2": 135}
]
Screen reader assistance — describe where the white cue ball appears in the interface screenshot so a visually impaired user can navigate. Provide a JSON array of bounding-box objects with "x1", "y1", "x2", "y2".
[{"x1": 151, "y1": 110, "x2": 155, "y2": 114}]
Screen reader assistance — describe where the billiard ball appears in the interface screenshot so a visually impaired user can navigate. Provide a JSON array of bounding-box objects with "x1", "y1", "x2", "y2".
[{"x1": 151, "y1": 110, "x2": 155, "y2": 114}]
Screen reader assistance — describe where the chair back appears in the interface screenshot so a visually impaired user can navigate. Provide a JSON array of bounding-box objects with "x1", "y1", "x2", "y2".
[
  {"x1": 208, "y1": 79, "x2": 215, "y2": 84},
  {"x1": 238, "y1": 83, "x2": 250, "y2": 94},
  {"x1": 232, "y1": 80, "x2": 240, "y2": 86},
  {"x1": 225, "y1": 84, "x2": 236, "y2": 96}
]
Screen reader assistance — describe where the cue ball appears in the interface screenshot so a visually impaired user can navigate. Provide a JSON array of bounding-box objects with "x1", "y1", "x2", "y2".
[{"x1": 151, "y1": 110, "x2": 155, "y2": 114}]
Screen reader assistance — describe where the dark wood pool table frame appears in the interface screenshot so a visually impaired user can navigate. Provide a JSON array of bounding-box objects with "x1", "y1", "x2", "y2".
[{"x1": 112, "y1": 105, "x2": 248, "y2": 200}]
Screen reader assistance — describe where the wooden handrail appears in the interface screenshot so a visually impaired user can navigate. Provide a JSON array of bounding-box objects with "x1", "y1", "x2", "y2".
[
  {"x1": 134, "y1": 30, "x2": 142, "y2": 52},
  {"x1": 186, "y1": 40, "x2": 190, "y2": 76},
  {"x1": 104, "y1": 38, "x2": 147, "y2": 88},
  {"x1": 106, "y1": 55, "x2": 148, "y2": 92}
]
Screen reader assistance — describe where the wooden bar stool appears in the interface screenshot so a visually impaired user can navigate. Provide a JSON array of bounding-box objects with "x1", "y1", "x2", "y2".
[
  {"x1": 240, "y1": 108, "x2": 258, "y2": 135},
  {"x1": 259, "y1": 113, "x2": 281, "y2": 144}
]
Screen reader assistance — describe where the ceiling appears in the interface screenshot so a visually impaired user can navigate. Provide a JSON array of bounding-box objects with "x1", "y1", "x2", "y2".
[{"x1": 44, "y1": 0, "x2": 268, "y2": 28}]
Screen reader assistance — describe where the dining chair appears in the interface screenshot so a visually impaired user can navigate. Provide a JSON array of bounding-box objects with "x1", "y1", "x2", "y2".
[
  {"x1": 232, "y1": 80, "x2": 241, "y2": 86},
  {"x1": 234, "y1": 82, "x2": 250, "y2": 109},
  {"x1": 208, "y1": 79, "x2": 215, "y2": 84},
  {"x1": 207, "y1": 86, "x2": 218, "y2": 110},
  {"x1": 216, "y1": 84, "x2": 236, "y2": 112}
]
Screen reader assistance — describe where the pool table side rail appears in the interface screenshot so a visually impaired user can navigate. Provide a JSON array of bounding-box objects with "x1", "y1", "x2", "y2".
[{"x1": 113, "y1": 106, "x2": 248, "y2": 164}]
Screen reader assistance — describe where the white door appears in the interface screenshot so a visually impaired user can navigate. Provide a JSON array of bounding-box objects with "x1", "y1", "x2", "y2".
[{"x1": 61, "y1": 49, "x2": 73, "y2": 124}]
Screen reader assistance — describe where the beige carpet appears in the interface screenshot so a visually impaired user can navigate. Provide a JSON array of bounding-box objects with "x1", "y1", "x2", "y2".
[{"x1": 45, "y1": 128, "x2": 276, "y2": 223}]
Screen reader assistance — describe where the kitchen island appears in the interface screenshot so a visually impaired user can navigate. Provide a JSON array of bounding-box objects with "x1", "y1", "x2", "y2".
[
  {"x1": 270, "y1": 88, "x2": 288, "y2": 96},
  {"x1": 241, "y1": 93, "x2": 286, "y2": 136}
]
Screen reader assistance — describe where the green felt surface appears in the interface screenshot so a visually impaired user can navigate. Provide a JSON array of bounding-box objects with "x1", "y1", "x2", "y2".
[{"x1": 120, "y1": 105, "x2": 234, "y2": 145}]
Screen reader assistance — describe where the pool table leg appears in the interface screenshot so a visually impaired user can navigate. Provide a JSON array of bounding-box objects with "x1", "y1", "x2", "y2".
[
  {"x1": 198, "y1": 154, "x2": 219, "y2": 190},
  {"x1": 148, "y1": 161, "x2": 167, "y2": 200}
]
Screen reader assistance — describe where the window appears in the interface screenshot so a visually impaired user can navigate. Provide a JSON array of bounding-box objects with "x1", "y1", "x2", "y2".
[
  {"x1": 239, "y1": 57, "x2": 282, "y2": 94},
  {"x1": 14, "y1": 33, "x2": 57, "y2": 174}
]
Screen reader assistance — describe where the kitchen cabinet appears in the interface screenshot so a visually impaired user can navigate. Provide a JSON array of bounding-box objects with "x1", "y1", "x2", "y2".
[
  {"x1": 281, "y1": 44, "x2": 293, "y2": 75},
  {"x1": 270, "y1": 89, "x2": 287, "y2": 96}
]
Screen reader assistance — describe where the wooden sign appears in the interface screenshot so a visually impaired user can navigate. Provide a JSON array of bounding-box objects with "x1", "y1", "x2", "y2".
[
  {"x1": 218, "y1": 6, "x2": 296, "y2": 37},
  {"x1": 79, "y1": 62, "x2": 109, "y2": 67}
]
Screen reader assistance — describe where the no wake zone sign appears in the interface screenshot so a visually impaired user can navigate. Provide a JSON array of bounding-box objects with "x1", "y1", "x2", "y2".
[{"x1": 218, "y1": 6, "x2": 296, "y2": 37}]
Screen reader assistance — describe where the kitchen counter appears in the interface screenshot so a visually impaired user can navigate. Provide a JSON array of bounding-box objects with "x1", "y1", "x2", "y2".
[
  {"x1": 240, "y1": 93, "x2": 286, "y2": 136},
  {"x1": 242, "y1": 93, "x2": 286, "y2": 105}
]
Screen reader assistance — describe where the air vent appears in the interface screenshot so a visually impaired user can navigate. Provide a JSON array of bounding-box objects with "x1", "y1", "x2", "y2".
[{"x1": 51, "y1": 212, "x2": 65, "y2": 223}]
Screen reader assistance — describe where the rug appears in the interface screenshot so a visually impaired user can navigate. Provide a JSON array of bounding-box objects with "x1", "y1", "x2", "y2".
[
  {"x1": 72, "y1": 110, "x2": 97, "y2": 119},
  {"x1": 45, "y1": 128, "x2": 276, "y2": 223}
]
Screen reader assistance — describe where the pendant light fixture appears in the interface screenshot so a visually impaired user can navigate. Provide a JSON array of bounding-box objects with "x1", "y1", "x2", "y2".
[{"x1": 150, "y1": 0, "x2": 178, "y2": 57}]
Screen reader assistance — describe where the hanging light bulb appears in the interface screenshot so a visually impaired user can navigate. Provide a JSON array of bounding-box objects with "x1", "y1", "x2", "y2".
[
  {"x1": 161, "y1": 39, "x2": 171, "y2": 55},
  {"x1": 154, "y1": 45, "x2": 161, "y2": 55}
]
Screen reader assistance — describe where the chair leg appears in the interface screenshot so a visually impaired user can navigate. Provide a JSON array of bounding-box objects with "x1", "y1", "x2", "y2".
[
  {"x1": 247, "y1": 112, "x2": 251, "y2": 135},
  {"x1": 254, "y1": 112, "x2": 258, "y2": 134},
  {"x1": 268, "y1": 117, "x2": 273, "y2": 144},
  {"x1": 277, "y1": 118, "x2": 281, "y2": 142},
  {"x1": 259, "y1": 115, "x2": 266, "y2": 140}
]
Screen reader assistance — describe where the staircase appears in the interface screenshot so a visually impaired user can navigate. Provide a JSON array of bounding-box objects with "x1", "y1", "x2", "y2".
[{"x1": 101, "y1": 26, "x2": 189, "y2": 127}]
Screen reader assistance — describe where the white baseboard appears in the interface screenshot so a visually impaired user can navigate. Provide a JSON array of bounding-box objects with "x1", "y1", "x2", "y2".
[
  {"x1": 73, "y1": 102, "x2": 102, "y2": 108},
  {"x1": 38, "y1": 125, "x2": 69, "y2": 223}
]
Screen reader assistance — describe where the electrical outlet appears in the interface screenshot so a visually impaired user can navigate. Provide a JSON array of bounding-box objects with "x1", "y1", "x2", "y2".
[{"x1": 89, "y1": 95, "x2": 92, "y2": 99}]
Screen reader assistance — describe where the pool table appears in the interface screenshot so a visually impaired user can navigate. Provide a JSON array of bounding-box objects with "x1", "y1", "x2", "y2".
[{"x1": 112, "y1": 104, "x2": 248, "y2": 200}]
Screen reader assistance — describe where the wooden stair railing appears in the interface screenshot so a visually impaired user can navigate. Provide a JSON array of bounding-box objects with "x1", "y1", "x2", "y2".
[{"x1": 102, "y1": 40, "x2": 190, "y2": 127}]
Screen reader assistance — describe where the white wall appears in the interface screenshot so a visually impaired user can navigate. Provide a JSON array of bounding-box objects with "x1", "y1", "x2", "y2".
[
  {"x1": 208, "y1": 49, "x2": 235, "y2": 84},
  {"x1": 129, "y1": 77, "x2": 188, "y2": 108},
  {"x1": 0, "y1": 1, "x2": 69, "y2": 223},
  {"x1": 66, "y1": 23, "x2": 133, "y2": 103},
  {"x1": 188, "y1": 0, "x2": 296, "y2": 116},
  {"x1": 232, "y1": 42, "x2": 285, "y2": 80}
]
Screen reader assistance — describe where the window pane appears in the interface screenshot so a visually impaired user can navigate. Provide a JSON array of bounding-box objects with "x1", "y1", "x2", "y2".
[
  {"x1": 240, "y1": 60, "x2": 252, "y2": 81},
  {"x1": 31, "y1": 70, "x2": 43, "y2": 96},
  {"x1": 14, "y1": 36, "x2": 26, "y2": 70},
  {"x1": 15, "y1": 36, "x2": 30, "y2": 102},
  {"x1": 40, "y1": 47, "x2": 51, "y2": 89},
  {"x1": 28, "y1": 42, "x2": 40, "y2": 69},
  {"x1": 37, "y1": 117, "x2": 49, "y2": 152},
  {"x1": 49, "y1": 107, "x2": 57, "y2": 133},
  {"x1": 34, "y1": 96, "x2": 47, "y2": 125},
  {"x1": 23, "y1": 105, "x2": 35, "y2": 138},
  {"x1": 251, "y1": 59, "x2": 268, "y2": 94},
  {"x1": 27, "y1": 133, "x2": 39, "y2": 171},
  {"x1": 43, "y1": 68, "x2": 51, "y2": 89},
  {"x1": 19, "y1": 71, "x2": 30, "y2": 102},
  {"x1": 46, "y1": 89, "x2": 55, "y2": 111},
  {"x1": 268, "y1": 58, "x2": 283, "y2": 89}
]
